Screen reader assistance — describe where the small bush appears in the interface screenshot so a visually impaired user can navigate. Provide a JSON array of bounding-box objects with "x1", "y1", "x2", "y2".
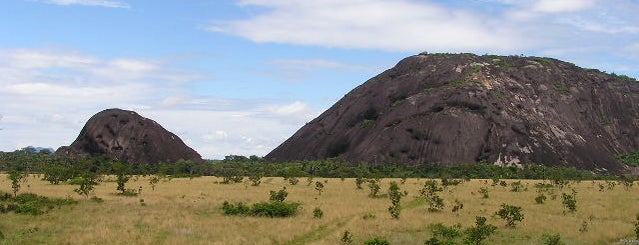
[
  {"x1": 364, "y1": 237, "x2": 390, "y2": 245},
  {"x1": 315, "y1": 181, "x2": 325, "y2": 196},
  {"x1": 441, "y1": 178, "x2": 462, "y2": 187},
  {"x1": 541, "y1": 233, "x2": 563, "y2": 245},
  {"x1": 341, "y1": 230, "x2": 353, "y2": 243},
  {"x1": 313, "y1": 207, "x2": 324, "y2": 218},
  {"x1": 355, "y1": 177, "x2": 365, "y2": 189},
  {"x1": 368, "y1": 179, "x2": 381, "y2": 198},
  {"x1": 478, "y1": 187, "x2": 489, "y2": 199},
  {"x1": 535, "y1": 194, "x2": 547, "y2": 204},
  {"x1": 286, "y1": 177, "x2": 299, "y2": 185},
  {"x1": 425, "y1": 223, "x2": 462, "y2": 245},
  {"x1": 464, "y1": 216, "x2": 497, "y2": 245},
  {"x1": 222, "y1": 201, "x2": 250, "y2": 215},
  {"x1": 510, "y1": 181, "x2": 524, "y2": 192},
  {"x1": 269, "y1": 187, "x2": 288, "y2": 202},
  {"x1": 251, "y1": 201, "x2": 300, "y2": 217},
  {"x1": 561, "y1": 193, "x2": 577, "y2": 213},
  {"x1": 496, "y1": 204, "x2": 524, "y2": 228},
  {"x1": 362, "y1": 213, "x2": 376, "y2": 220}
]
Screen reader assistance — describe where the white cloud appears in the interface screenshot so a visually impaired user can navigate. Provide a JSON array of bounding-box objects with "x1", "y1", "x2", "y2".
[
  {"x1": 212, "y1": 0, "x2": 522, "y2": 52},
  {"x1": 531, "y1": 0, "x2": 597, "y2": 13},
  {"x1": 0, "y1": 48, "x2": 321, "y2": 159},
  {"x1": 37, "y1": 0, "x2": 130, "y2": 8}
]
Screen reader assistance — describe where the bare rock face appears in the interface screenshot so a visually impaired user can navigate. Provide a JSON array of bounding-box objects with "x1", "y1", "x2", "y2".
[
  {"x1": 57, "y1": 108, "x2": 202, "y2": 164},
  {"x1": 266, "y1": 53, "x2": 639, "y2": 173}
]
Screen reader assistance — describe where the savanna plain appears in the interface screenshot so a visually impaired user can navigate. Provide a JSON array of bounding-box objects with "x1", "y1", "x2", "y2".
[{"x1": 1, "y1": 175, "x2": 638, "y2": 245}]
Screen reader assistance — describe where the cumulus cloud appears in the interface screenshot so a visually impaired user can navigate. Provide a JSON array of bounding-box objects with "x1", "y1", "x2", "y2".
[
  {"x1": 211, "y1": 0, "x2": 522, "y2": 52},
  {"x1": 0, "y1": 48, "x2": 321, "y2": 159},
  {"x1": 36, "y1": 0, "x2": 130, "y2": 8}
]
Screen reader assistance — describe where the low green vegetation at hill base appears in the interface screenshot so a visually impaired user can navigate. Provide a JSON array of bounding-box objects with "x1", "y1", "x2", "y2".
[{"x1": 0, "y1": 150, "x2": 631, "y2": 183}]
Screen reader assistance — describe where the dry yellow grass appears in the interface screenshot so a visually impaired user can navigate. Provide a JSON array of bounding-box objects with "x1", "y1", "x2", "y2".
[{"x1": 0, "y1": 175, "x2": 638, "y2": 244}]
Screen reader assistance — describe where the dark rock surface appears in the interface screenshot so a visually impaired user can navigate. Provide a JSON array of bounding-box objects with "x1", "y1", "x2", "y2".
[
  {"x1": 266, "y1": 53, "x2": 639, "y2": 173},
  {"x1": 57, "y1": 108, "x2": 202, "y2": 164}
]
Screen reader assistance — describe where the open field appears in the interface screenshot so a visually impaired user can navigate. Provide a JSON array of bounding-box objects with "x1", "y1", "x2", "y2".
[{"x1": 1, "y1": 175, "x2": 638, "y2": 244}]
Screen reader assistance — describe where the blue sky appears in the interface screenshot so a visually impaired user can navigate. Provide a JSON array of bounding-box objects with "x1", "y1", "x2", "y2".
[{"x1": 1, "y1": 0, "x2": 638, "y2": 159}]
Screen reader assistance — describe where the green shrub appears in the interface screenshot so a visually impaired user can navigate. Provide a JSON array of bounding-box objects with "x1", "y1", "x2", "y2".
[
  {"x1": 496, "y1": 204, "x2": 524, "y2": 227},
  {"x1": 541, "y1": 233, "x2": 563, "y2": 245},
  {"x1": 510, "y1": 181, "x2": 524, "y2": 192},
  {"x1": 313, "y1": 207, "x2": 324, "y2": 218},
  {"x1": 269, "y1": 187, "x2": 288, "y2": 202},
  {"x1": 315, "y1": 181, "x2": 325, "y2": 195},
  {"x1": 251, "y1": 201, "x2": 300, "y2": 217},
  {"x1": 561, "y1": 192, "x2": 577, "y2": 213},
  {"x1": 464, "y1": 216, "x2": 497, "y2": 245},
  {"x1": 364, "y1": 237, "x2": 390, "y2": 245},
  {"x1": 388, "y1": 181, "x2": 404, "y2": 219},
  {"x1": 478, "y1": 187, "x2": 489, "y2": 199},
  {"x1": 341, "y1": 230, "x2": 353, "y2": 243},
  {"x1": 222, "y1": 201, "x2": 250, "y2": 215},
  {"x1": 367, "y1": 179, "x2": 381, "y2": 198},
  {"x1": 441, "y1": 178, "x2": 462, "y2": 187},
  {"x1": 286, "y1": 177, "x2": 299, "y2": 185},
  {"x1": 535, "y1": 194, "x2": 547, "y2": 204},
  {"x1": 425, "y1": 223, "x2": 462, "y2": 245},
  {"x1": 355, "y1": 177, "x2": 365, "y2": 189},
  {"x1": 363, "y1": 213, "x2": 376, "y2": 220}
]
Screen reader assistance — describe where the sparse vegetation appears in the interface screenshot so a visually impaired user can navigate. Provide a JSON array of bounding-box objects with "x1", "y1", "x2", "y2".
[
  {"x1": 387, "y1": 181, "x2": 404, "y2": 219},
  {"x1": 464, "y1": 216, "x2": 497, "y2": 245},
  {"x1": 496, "y1": 204, "x2": 524, "y2": 228}
]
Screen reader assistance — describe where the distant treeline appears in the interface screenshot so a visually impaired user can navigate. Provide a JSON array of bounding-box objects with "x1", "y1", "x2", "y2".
[{"x1": 0, "y1": 148, "x2": 629, "y2": 181}]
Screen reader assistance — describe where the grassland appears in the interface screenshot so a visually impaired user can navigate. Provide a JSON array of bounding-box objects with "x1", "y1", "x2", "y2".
[{"x1": 0, "y1": 175, "x2": 638, "y2": 244}]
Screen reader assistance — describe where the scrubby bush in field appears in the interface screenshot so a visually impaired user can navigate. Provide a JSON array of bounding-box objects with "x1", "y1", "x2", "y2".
[
  {"x1": 464, "y1": 216, "x2": 497, "y2": 245},
  {"x1": 535, "y1": 194, "x2": 547, "y2": 204},
  {"x1": 425, "y1": 223, "x2": 462, "y2": 245},
  {"x1": 367, "y1": 179, "x2": 381, "y2": 198},
  {"x1": 315, "y1": 181, "x2": 325, "y2": 196},
  {"x1": 452, "y1": 199, "x2": 464, "y2": 215},
  {"x1": 561, "y1": 192, "x2": 577, "y2": 213},
  {"x1": 222, "y1": 201, "x2": 250, "y2": 215},
  {"x1": 313, "y1": 207, "x2": 323, "y2": 218},
  {"x1": 355, "y1": 177, "x2": 365, "y2": 189},
  {"x1": 340, "y1": 230, "x2": 353, "y2": 243},
  {"x1": 364, "y1": 237, "x2": 390, "y2": 245},
  {"x1": 248, "y1": 173, "x2": 263, "y2": 186},
  {"x1": 73, "y1": 172, "x2": 98, "y2": 199},
  {"x1": 269, "y1": 187, "x2": 288, "y2": 202},
  {"x1": 306, "y1": 177, "x2": 314, "y2": 186},
  {"x1": 478, "y1": 187, "x2": 489, "y2": 199},
  {"x1": 496, "y1": 204, "x2": 524, "y2": 228},
  {"x1": 0, "y1": 192, "x2": 77, "y2": 216},
  {"x1": 250, "y1": 201, "x2": 300, "y2": 217},
  {"x1": 43, "y1": 165, "x2": 73, "y2": 184},
  {"x1": 9, "y1": 170, "x2": 26, "y2": 197},
  {"x1": 421, "y1": 180, "x2": 445, "y2": 212},
  {"x1": 441, "y1": 178, "x2": 462, "y2": 187},
  {"x1": 286, "y1": 177, "x2": 299, "y2": 185},
  {"x1": 510, "y1": 181, "x2": 524, "y2": 192},
  {"x1": 148, "y1": 175, "x2": 161, "y2": 190},
  {"x1": 541, "y1": 233, "x2": 563, "y2": 245},
  {"x1": 387, "y1": 181, "x2": 404, "y2": 219}
]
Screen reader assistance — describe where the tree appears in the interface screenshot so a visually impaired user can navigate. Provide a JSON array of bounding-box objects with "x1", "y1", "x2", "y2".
[
  {"x1": 464, "y1": 216, "x2": 497, "y2": 245},
  {"x1": 388, "y1": 181, "x2": 404, "y2": 219},
  {"x1": 561, "y1": 192, "x2": 577, "y2": 213},
  {"x1": 149, "y1": 175, "x2": 161, "y2": 191},
  {"x1": 367, "y1": 179, "x2": 381, "y2": 198},
  {"x1": 269, "y1": 187, "x2": 288, "y2": 202},
  {"x1": 496, "y1": 204, "x2": 524, "y2": 228},
  {"x1": 420, "y1": 180, "x2": 444, "y2": 212},
  {"x1": 73, "y1": 172, "x2": 98, "y2": 199},
  {"x1": 8, "y1": 169, "x2": 26, "y2": 197}
]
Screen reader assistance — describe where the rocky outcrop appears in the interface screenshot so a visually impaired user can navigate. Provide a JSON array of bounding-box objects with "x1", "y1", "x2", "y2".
[
  {"x1": 266, "y1": 53, "x2": 639, "y2": 173},
  {"x1": 57, "y1": 108, "x2": 202, "y2": 164}
]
